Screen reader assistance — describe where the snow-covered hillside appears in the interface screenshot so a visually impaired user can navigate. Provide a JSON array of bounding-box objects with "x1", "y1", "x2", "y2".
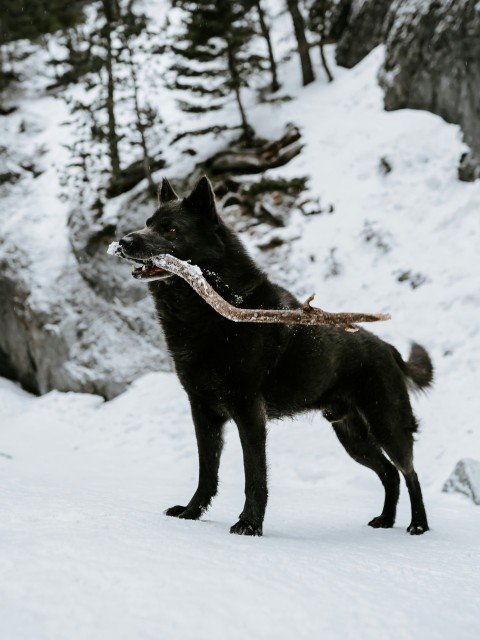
[{"x1": 1, "y1": 28, "x2": 480, "y2": 640}]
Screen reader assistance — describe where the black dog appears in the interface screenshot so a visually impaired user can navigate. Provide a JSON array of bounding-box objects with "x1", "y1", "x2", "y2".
[{"x1": 119, "y1": 176, "x2": 433, "y2": 536}]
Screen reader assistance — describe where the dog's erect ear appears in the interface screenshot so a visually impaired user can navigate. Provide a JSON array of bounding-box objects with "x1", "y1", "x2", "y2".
[
  {"x1": 158, "y1": 177, "x2": 179, "y2": 205},
  {"x1": 184, "y1": 176, "x2": 217, "y2": 221}
]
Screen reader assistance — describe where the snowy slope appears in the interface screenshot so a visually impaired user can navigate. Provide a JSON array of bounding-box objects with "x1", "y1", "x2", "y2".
[{"x1": 1, "y1": 41, "x2": 480, "y2": 640}]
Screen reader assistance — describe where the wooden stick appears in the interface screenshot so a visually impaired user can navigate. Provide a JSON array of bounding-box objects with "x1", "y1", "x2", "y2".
[{"x1": 148, "y1": 253, "x2": 390, "y2": 332}]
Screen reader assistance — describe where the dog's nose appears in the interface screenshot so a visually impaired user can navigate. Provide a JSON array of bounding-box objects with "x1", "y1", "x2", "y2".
[{"x1": 119, "y1": 235, "x2": 135, "y2": 250}]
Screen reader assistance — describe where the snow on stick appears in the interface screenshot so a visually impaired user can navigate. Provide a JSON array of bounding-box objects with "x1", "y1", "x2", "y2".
[{"x1": 107, "y1": 242, "x2": 390, "y2": 331}]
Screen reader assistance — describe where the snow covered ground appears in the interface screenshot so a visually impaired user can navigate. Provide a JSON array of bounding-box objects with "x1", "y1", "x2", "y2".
[
  {"x1": 1, "y1": 370, "x2": 479, "y2": 640},
  {"x1": 1, "y1": 35, "x2": 480, "y2": 640}
]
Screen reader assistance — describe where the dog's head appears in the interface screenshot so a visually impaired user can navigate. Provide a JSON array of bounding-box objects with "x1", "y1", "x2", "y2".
[{"x1": 119, "y1": 176, "x2": 225, "y2": 281}]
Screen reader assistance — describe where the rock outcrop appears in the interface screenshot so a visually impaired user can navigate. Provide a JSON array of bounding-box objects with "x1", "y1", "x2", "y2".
[
  {"x1": 379, "y1": 1, "x2": 480, "y2": 164},
  {"x1": 0, "y1": 178, "x2": 170, "y2": 399},
  {"x1": 332, "y1": 0, "x2": 480, "y2": 176},
  {"x1": 443, "y1": 458, "x2": 480, "y2": 505},
  {"x1": 333, "y1": 0, "x2": 392, "y2": 69}
]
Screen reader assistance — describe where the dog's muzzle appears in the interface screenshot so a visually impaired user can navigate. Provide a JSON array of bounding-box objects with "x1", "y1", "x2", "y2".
[{"x1": 111, "y1": 237, "x2": 173, "y2": 281}]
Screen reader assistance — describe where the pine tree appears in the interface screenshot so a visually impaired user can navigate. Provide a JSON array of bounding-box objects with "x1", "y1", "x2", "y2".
[
  {"x1": 100, "y1": 0, "x2": 122, "y2": 184},
  {"x1": 170, "y1": 0, "x2": 260, "y2": 143},
  {"x1": 0, "y1": 0, "x2": 87, "y2": 44},
  {"x1": 116, "y1": 2, "x2": 158, "y2": 195},
  {"x1": 0, "y1": 0, "x2": 88, "y2": 92},
  {"x1": 61, "y1": 0, "x2": 163, "y2": 197}
]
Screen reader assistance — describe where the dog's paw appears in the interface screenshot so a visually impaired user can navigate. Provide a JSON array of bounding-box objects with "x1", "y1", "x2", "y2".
[
  {"x1": 164, "y1": 505, "x2": 188, "y2": 518},
  {"x1": 230, "y1": 519, "x2": 262, "y2": 536},
  {"x1": 178, "y1": 506, "x2": 202, "y2": 520},
  {"x1": 368, "y1": 514, "x2": 395, "y2": 529},
  {"x1": 164, "y1": 504, "x2": 203, "y2": 520},
  {"x1": 407, "y1": 521, "x2": 429, "y2": 535}
]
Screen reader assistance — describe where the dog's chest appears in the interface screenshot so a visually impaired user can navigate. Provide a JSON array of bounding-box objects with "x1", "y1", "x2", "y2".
[{"x1": 164, "y1": 316, "x2": 274, "y2": 397}]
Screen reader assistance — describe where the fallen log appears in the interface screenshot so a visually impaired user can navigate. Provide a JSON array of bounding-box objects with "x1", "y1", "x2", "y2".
[{"x1": 205, "y1": 123, "x2": 304, "y2": 175}]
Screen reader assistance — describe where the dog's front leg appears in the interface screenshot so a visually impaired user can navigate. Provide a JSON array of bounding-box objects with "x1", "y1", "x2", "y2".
[
  {"x1": 230, "y1": 397, "x2": 267, "y2": 537},
  {"x1": 165, "y1": 397, "x2": 226, "y2": 520}
]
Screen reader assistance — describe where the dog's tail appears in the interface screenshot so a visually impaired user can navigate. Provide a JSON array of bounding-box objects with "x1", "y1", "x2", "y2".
[{"x1": 393, "y1": 343, "x2": 434, "y2": 392}]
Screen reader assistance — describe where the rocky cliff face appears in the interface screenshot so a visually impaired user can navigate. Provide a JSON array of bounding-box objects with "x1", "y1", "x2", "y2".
[
  {"x1": 380, "y1": 0, "x2": 480, "y2": 168},
  {"x1": 333, "y1": 0, "x2": 480, "y2": 176},
  {"x1": 333, "y1": 0, "x2": 392, "y2": 69}
]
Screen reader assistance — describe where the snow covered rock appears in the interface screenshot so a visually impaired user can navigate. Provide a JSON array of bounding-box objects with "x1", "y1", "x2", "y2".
[
  {"x1": 442, "y1": 458, "x2": 480, "y2": 506},
  {"x1": 332, "y1": 0, "x2": 480, "y2": 175},
  {"x1": 0, "y1": 239, "x2": 170, "y2": 399},
  {"x1": 379, "y1": 0, "x2": 480, "y2": 162}
]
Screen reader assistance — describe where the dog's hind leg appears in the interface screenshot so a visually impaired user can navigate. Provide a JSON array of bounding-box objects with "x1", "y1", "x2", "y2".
[
  {"x1": 331, "y1": 414, "x2": 400, "y2": 528},
  {"x1": 358, "y1": 386, "x2": 429, "y2": 535},
  {"x1": 229, "y1": 396, "x2": 267, "y2": 537},
  {"x1": 165, "y1": 397, "x2": 226, "y2": 520},
  {"x1": 382, "y1": 434, "x2": 429, "y2": 535}
]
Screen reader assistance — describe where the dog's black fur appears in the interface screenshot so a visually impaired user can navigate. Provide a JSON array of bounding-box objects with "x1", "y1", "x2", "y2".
[{"x1": 119, "y1": 176, "x2": 433, "y2": 537}]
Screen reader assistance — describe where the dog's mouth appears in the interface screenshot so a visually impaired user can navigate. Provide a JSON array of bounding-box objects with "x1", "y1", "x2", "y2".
[
  {"x1": 130, "y1": 258, "x2": 170, "y2": 281},
  {"x1": 109, "y1": 243, "x2": 172, "y2": 281}
]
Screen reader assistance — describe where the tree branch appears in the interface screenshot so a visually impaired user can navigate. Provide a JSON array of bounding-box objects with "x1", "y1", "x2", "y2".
[{"x1": 108, "y1": 244, "x2": 390, "y2": 332}]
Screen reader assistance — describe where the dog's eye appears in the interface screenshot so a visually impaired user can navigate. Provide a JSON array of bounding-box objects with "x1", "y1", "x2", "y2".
[{"x1": 166, "y1": 228, "x2": 176, "y2": 235}]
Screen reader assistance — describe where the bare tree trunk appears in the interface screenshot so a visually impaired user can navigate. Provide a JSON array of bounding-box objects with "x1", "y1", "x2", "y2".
[
  {"x1": 286, "y1": 0, "x2": 315, "y2": 86},
  {"x1": 226, "y1": 41, "x2": 254, "y2": 144},
  {"x1": 319, "y1": 24, "x2": 333, "y2": 82},
  {"x1": 120, "y1": 31, "x2": 157, "y2": 195},
  {"x1": 255, "y1": 0, "x2": 280, "y2": 92},
  {"x1": 131, "y1": 66, "x2": 156, "y2": 196},
  {"x1": 0, "y1": 41, "x2": 3, "y2": 91},
  {"x1": 102, "y1": 0, "x2": 121, "y2": 184},
  {"x1": 0, "y1": 44, "x2": 4, "y2": 94}
]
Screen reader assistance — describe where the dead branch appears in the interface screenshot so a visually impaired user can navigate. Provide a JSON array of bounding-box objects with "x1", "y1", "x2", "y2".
[
  {"x1": 147, "y1": 254, "x2": 390, "y2": 332},
  {"x1": 171, "y1": 124, "x2": 240, "y2": 144},
  {"x1": 205, "y1": 124, "x2": 304, "y2": 176}
]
